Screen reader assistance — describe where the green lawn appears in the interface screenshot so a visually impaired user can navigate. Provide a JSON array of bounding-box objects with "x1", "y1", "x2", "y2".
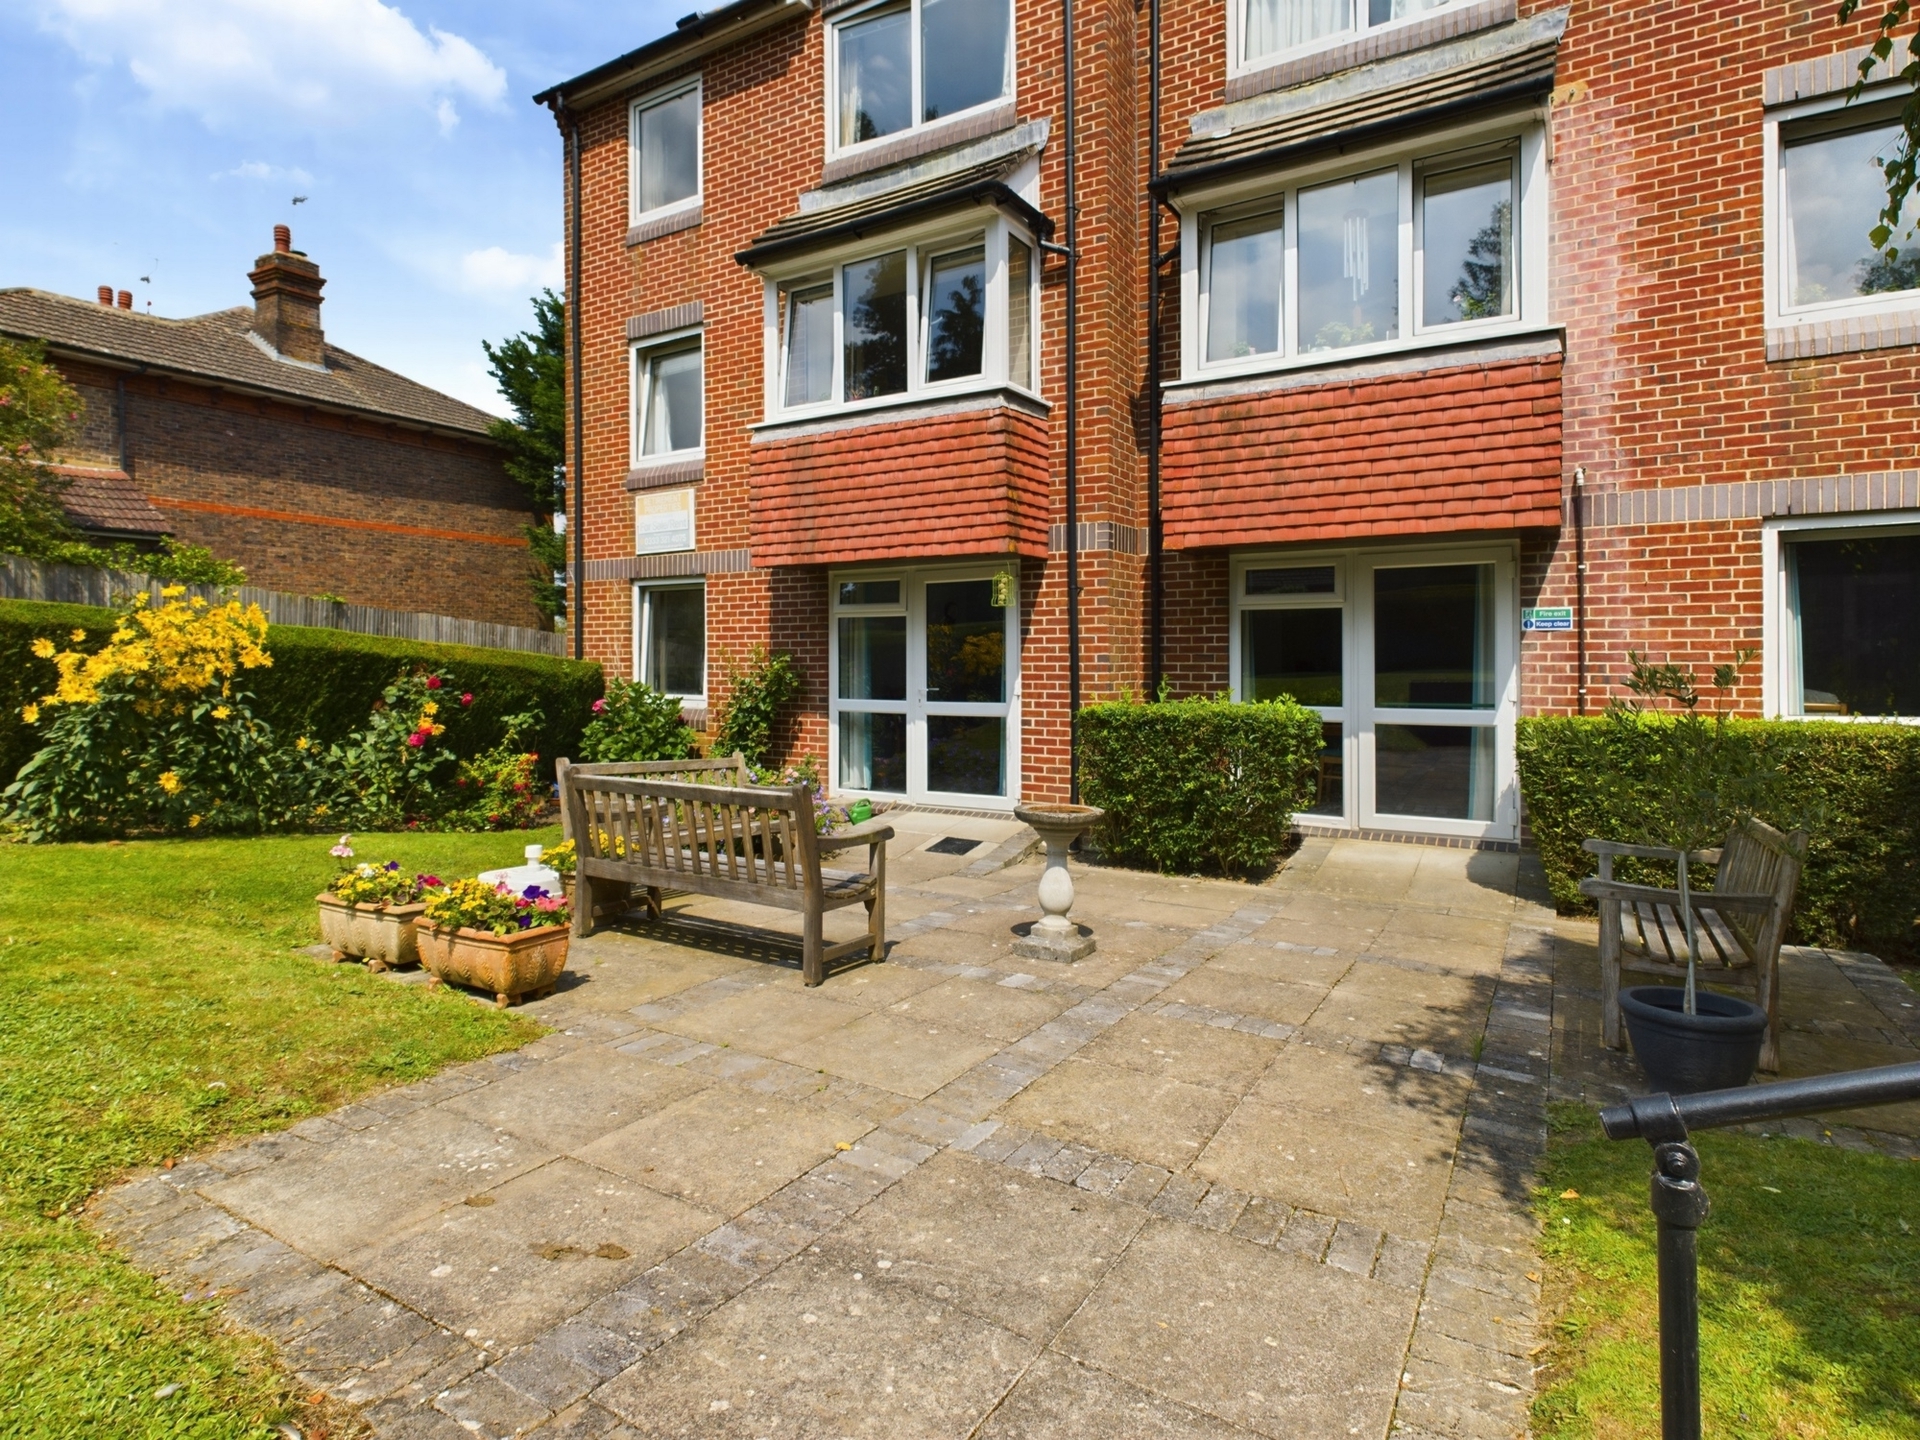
[
  {"x1": 1533, "y1": 1103, "x2": 1920, "y2": 1439},
  {"x1": 0, "y1": 831, "x2": 557, "y2": 1439}
]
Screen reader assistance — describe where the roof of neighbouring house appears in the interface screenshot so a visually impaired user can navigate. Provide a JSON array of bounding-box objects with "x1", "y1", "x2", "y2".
[
  {"x1": 0, "y1": 288, "x2": 500, "y2": 440},
  {"x1": 50, "y1": 468, "x2": 173, "y2": 538}
]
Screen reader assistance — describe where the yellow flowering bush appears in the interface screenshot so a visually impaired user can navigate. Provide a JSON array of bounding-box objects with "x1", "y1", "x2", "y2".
[{"x1": 27, "y1": 588, "x2": 270, "y2": 716}]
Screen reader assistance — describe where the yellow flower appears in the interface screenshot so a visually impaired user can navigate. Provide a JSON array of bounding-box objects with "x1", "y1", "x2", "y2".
[
  {"x1": 188, "y1": 814, "x2": 202, "y2": 828},
  {"x1": 189, "y1": 596, "x2": 207, "y2": 609},
  {"x1": 212, "y1": 705, "x2": 231, "y2": 720},
  {"x1": 160, "y1": 584, "x2": 185, "y2": 598},
  {"x1": 295, "y1": 735, "x2": 312, "y2": 751},
  {"x1": 158, "y1": 770, "x2": 183, "y2": 795},
  {"x1": 21, "y1": 704, "x2": 39, "y2": 724},
  {"x1": 69, "y1": 629, "x2": 87, "y2": 643},
  {"x1": 30, "y1": 638, "x2": 55, "y2": 659},
  {"x1": 313, "y1": 803, "x2": 328, "y2": 817},
  {"x1": 420, "y1": 701, "x2": 439, "y2": 717}
]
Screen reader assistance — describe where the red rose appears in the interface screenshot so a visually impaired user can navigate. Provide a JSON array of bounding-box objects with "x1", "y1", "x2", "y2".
[
  {"x1": 406, "y1": 732, "x2": 426, "y2": 748},
  {"x1": 425, "y1": 676, "x2": 443, "y2": 689},
  {"x1": 460, "y1": 692, "x2": 473, "y2": 706}
]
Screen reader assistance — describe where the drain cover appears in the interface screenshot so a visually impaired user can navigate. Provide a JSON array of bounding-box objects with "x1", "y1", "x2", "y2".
[{"x1": 927, "y1": 836, "x2": 983, "y2": 855}]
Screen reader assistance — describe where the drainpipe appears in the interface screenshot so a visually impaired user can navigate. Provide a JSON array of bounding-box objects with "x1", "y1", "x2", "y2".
[
  {"x1": 1146, "y1": 0, "x2": 1165, "y2": 696},
  {"x1": 1574, "y1": 465, "x2": 1588, "y2": 715},
  {"x1": 1052, "y1": 0, "x2": 1081, "y2": 798},
  {"x1": 564, "y1": 108, "x2": 586, "y2": 662}
]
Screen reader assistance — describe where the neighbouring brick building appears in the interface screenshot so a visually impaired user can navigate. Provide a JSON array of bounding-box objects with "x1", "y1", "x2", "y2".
[
  {"x1": 540, "y1": 0, "x2": 1920, "y2": 840},
  {"x1": 0, "y1": 228, "x2": 546, "y2": 630}
]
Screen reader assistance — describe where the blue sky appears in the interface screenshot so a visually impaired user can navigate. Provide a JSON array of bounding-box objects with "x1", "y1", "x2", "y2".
[{"x1": 0, "y1": 1, "x2": 686, "y2": 415}]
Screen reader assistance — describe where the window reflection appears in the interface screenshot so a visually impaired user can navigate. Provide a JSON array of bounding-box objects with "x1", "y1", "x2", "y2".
[
  {"x1": 925, "y1": 245, "x2": 986, "y2": 383},
  {"x1": 843, "y1": 251, "x2": 908, "y2": 400},
  {"x1": 641, "y1": 343, "x2": 702, "y2": 454},
  {"x1": 1375, "y1": 724, "x2": 1494, "y2": 820},
  {"x1": 922, "y1": 0, "x2": 1010, "y2": 122},
  {"x1": 1242, "y1": 608, "x2": 1342, "y2": 705},
  {"x1": 641, "y1": 585, "x2": 704, "y2": 697},
  {"x1": 837, "y1": 7, "x2": 911, "y2": 145},
  {"x1": 1298, "y1": 170, "x2": 1399, "y2": 351},
  {"x1": 1792, "y1": 533, "x2": 1920, "y2": 716},
  {"x1": 838, "y1": 616, "x2": 907, "y2": 701},
  {"x1": 784, "y1": 282, "x2": 835, "y2": 407},
  {"x1": 1421, "y1": 160, "x2": 1513, "y2": 327},
  {"x1": 1782, "y1": 119, "x2": 1920, "y2": 306},
  {"x1": 924, "y1": 580, "x2": 1004, "y2": 703},
  {"x1": 636, "y1": 88, "x2": 699, "y2": 214},
  {"x1": 1373, "y1": 564, "x2": 1494, "y2": 708},
  {"x1": 1207, "y1": 210, "x2": 1284, "y2": 362},
  {"x1": 840, "y1": 712, "x2": 907, "y2": 792}
]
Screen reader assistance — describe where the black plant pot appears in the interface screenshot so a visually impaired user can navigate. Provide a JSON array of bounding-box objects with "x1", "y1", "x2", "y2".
[{"x1": 1620, "y1": 985, "x2": 1767, "y2": 1095}]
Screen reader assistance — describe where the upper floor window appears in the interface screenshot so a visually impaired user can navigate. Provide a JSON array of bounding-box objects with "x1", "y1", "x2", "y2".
[
  {"x1": 631, "y1": 333, "x2": 703, "y2": 459},
  {"x1": 630, "y1": 80, "x2": 701, "y2": 222},
  {"x1": 1238, "y1": 0, "x2": 1472, "y2": 70},
  {"x1": 767, "y1": 217, "x2": 1037, "y2": 418},
  {"x1": 1771, "y1": 102, "x2": 1919, "y2": 321},
  {"x1": 830, "y1": 0, "x2": 1012, "y2": 152},
  {"x1": 1181, "y1": 123, "x2": 1544, "y2": 380}
]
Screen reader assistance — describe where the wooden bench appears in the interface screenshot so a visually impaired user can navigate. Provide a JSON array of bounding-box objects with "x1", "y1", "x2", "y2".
[
  {"x1": 559, "y1": 762, "x2": 893, "y2": 986},
  {"x1": 1580, "y1": 815, "x2": 1809, "y2": 1072}
]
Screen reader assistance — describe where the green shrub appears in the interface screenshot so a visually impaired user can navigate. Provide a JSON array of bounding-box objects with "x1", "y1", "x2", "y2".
[
  {"x1": 1517, "y1": 714, "x2": 1920, "y2": 961},
  {"x1": 0, "y1": 599, "x2": 603, "y2": 787},
  {"x1": 712, "y1": 646, "x2": 802, "y2": 769},
  {"x1": 1078, "y1": 697, "x2": 1324, "y2": 876},
  {"x1": 578, "y1": 677, "x2": 695, "y2": 763}
]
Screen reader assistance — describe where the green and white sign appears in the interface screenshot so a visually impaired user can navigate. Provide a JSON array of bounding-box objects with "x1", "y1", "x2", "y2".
[{"x1": 1522, "y1": 607, "x2": 1574, "y2": 632}]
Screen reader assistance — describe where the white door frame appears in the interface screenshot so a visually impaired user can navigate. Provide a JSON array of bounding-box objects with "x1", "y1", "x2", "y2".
[
  {"x1": 1230, "y1": 540, "x2": 1519, "y2": 842},
  {"x1": 828, "y1": 561, "x2": 1023, "y2": 810}
]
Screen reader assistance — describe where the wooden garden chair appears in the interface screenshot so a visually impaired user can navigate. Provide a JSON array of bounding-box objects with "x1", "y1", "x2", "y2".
[{"x1": 1579, "y1": 816, "x2": 1808, "y2": 1072}]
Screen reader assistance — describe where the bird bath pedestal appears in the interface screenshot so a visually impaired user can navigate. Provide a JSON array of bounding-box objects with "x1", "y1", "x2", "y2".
[{"x1": 1011, "y1": 803, "x2": 1103, "y2": 962}]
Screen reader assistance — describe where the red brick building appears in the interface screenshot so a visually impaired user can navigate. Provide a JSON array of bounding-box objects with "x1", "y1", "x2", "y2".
[
  {"x1": 0, "y1": 228, "x2": 545, "y2": 630},
  {"x1": 540, "y1": 0, "x2": 1920, "y2": 840}
]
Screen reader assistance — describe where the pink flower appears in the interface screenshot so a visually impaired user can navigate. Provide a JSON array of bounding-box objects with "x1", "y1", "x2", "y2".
[
  {"x1": 329, "y1": 834, "x2": 354, "y2": 858},
  {"x1": 460, "y1": 692, "x2": 474, "y2": 706},
  {"x1": 591, "y1": 698, "x2": 608, "y2": 714},
  {"x1": 425, "y1": 675, "x2": 443, "y2": 689},
  {"x1": 406, "y1": 732, "x2": 426, "y2": 748}
]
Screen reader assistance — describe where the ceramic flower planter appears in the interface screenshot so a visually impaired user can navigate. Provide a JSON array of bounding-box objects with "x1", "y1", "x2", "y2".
[
  {"x1": 417, "y1": 921, "x2": 570, "y2": 1007},
  {"x1": 315, "y1": 893, "x2": 425, "y2": 972}
]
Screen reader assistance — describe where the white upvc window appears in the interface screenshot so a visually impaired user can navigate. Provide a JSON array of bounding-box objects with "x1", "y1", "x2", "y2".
[
  {"x1": 1178, "y1": 117, "x2": 1548, "y2": 382},
  {"x1": 827, "y1": 0, "x2": 1013, "y2": 156},
  {"x1": 629, "y1": 78, "x2": 702, "y2": 224},
  {"x1": 760, "y1": 214, "x2": 1040, "y2": 420},
  {"x1": 1763, "y1": 93, "x2": 1920, "y2": 331},
  {"x1": 630, "y1": 331, "x2": 704, "y2": 462},
  {"x1": 1762, "y1": 512, "x2": 1920, "y2": 721},
  {"x1": 632, "y1": 580, "x2": 706, "y2": 701},
  {"x1": 1232, "y1": 0, "x2": 1478, "y2": 75}
]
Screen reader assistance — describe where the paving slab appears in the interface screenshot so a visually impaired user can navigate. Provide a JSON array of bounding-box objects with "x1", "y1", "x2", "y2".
[
  {"x1": 1000, "y1": 1056, "x2": 1242, "y2": 1171},
  {"x1": 436, "y1": 1048, "x2": 710, "y2": 1152},
  {"x1": 777, "y1": 1009, "x2": 1004, "y2": 1099},
  {"x1": 976, "y1": 1351, "x2": 1253, "y2": 1438}
]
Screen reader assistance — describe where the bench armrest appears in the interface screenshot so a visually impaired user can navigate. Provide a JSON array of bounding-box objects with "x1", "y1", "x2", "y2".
[
  {"x1": 817, "y1": 819, "x2": 895, "y2": 854},
  {"x1": 1581, "y1": 838, "x2": 1722, "y2": 864}
]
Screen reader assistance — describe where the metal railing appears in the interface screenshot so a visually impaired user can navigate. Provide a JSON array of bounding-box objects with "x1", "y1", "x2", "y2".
[{"x1": 1599, "y1": 1061, "x2": 1920, "y2": 1440}]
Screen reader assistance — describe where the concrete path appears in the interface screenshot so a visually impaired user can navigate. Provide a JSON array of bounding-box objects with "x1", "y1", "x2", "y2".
[{"x1": 96, "y1": 825, "x2": 1579, "y2": 1440}]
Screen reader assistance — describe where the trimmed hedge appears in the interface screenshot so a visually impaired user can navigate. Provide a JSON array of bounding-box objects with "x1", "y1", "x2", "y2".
[
  {"x1": 1517, "y1": 715, "x2": 1920, "y2": 962},
  {"x1": 1079, "y1": 697, "x2": 1324, "y2": 876},
  {"x1": 0, "y1": 599, "x2": 604, "y2": 788}
]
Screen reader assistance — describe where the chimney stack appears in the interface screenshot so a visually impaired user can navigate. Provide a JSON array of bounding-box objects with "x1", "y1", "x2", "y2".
[
  {"x1": 117, "y1": 291, "x2": 133, "y2": 310},
  {"x1": 97, "y1": 286, "x2": 113, "y2": 305},
  {"x1": 248, "y1": 226, "x2": 326, "y2": 366}
]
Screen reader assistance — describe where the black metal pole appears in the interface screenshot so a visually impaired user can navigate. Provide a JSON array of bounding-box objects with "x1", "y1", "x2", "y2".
[
  {"x1": 1573, "y1": 465, "x2": 1588, "y2": 714},
  {"x1": 1650, "y1": 1139, "x2": 1708, "y2": 1440},
  {"x1": 1145, "y1": 0, "x2": 1163, "y2": 698},
  {"x1": 1062, "y1": 0, "x2": 1079, "y2": 800},
  {"x1": 567, "y1": 112, "x2": 585, "y2": 663}
]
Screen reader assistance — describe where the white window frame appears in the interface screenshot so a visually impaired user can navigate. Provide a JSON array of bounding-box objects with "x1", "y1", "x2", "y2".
[
  {"x1": 1762, "y1": 88, "x2": 1920, "y2": 333},
  {"x1": 629, "y1": 327, "x2": 705, "y2": 466},
  {"x1": 759, "y1": 211, "x2": 1042, "y2": 422},
  {"x1": 1761, "y1": 509, "x2": 1920, "y2": 722},
  {"x1": 1229, "y1": 542, "x2": 1519, "y2": 841},
  {"x1": 1175, "y1": 113, "x2": 1550, "y2": 386},
  {"x1": 825, "y1": 0, "x2": 1015, "y2": 160},
  {"x1": 828, "y1": 562, "x2": 1023, "y2": 809},
  {"x1": 628, "y1": 77, "x2": 702, "y2": 226},
  {"x1": 1229, "y1": 0, "x2": 1480, "y2": 79},
  {"x1": 632, "y1": 579, "x2": 707, "y2": 703}
]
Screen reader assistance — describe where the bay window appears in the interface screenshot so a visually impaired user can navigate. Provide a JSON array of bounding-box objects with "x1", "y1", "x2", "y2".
[
  {"x1": 831, "y1": 0, "x2": 1012, "y2": 152},
  {"x1": 1181, "y1": 124, "x2": 1544, "y2": 379},
  {"x1": 767, "y1": 217, "x2": 1039, "y2": 418}
]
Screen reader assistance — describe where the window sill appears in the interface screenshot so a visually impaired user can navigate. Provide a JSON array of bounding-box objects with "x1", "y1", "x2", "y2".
[
  {"x1": 752, "y1": 381, "x2": 1048, "y2": 440},
  {"x1": 1226, "y1": 0, "x2": 1517, "y2": 102},
  {"x1": 626, "y1": 455, "x2": 705, "y2": 490},
  {"x1": 1766, "y1": 306, "x2": 1920, "y2": 361},
  {"x1": 627, "y1": 203, "x2": 702, "y2": 247},
  {"x1": 1168, "y1": 325, "x2": 1563, "y2": 401},
  {"x1": 820, "y1": 100, "x2": 1020, "y2": 186}
]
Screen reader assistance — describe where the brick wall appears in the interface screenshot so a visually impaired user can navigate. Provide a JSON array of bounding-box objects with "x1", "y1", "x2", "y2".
[{"x1": 48, "y1": 357, "x2": 539, "y2": 628}]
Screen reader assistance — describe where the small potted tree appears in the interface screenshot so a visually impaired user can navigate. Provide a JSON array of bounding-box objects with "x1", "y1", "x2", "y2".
[
  {"x1": 418, "y1": 878, "x2": 571, "y2": 1007},
  {"x1": 315, "y1": 837, "x2": 439, "y2": 972}
]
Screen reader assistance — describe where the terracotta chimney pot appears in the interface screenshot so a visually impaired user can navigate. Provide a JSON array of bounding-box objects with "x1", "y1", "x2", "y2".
[
  {"x1": 97, "y1": 286, "x2": 113, "y2": 305},
  {"x1": 117, "y1": 291, "x2": 133, "y2": 309},
  {"x1": 249, "y1": 228, "x2": 326, "y2": 366}
]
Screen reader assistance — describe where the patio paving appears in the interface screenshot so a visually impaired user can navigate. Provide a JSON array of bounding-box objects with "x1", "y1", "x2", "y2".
[{"x1": 87, "y1": 817, "x2": 1611, "y2": 1437}]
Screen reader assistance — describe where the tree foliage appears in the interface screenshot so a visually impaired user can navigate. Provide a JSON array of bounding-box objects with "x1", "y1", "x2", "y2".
[
  {"x1": 482, "y1": 289, "x2": 567, "y2": 621},
  {"x1": 1838, "y1": 0, "x2": 1920, "y2": 258},
  {"x1": 0, "y1": 337, "x2": 85, "y2": 559}
]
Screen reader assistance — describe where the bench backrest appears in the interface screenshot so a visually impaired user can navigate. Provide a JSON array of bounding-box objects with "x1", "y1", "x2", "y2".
[
  {"x1": 1713, "y1": 815, "x2": 1809, "y2": 956},
  {"x1": 554, "y1": 754, "x2": 751, "y2": 841},
  {"x1": 561, "y1": 769, "x2": 822, "y2": 893}
]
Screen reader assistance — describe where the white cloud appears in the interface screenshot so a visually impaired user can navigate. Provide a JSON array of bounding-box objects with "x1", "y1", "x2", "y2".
[
  {"x1": 41, "y1": 0, "x2": 507, "y2": 130},
  {"x1": 216, "y1": 160, "x2": 314, "y2": 184},
  {"x1": 457, "y1": 241, "x2": 562, "y2": 296}
]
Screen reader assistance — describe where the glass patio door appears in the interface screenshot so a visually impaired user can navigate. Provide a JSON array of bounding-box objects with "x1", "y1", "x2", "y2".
[
  {"x1": 832, "y1": 567, "x2": 1019, "y2": 807},
  {"x1": 1357, "y1": 557, "x2": 1512, "y2": 834}
]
